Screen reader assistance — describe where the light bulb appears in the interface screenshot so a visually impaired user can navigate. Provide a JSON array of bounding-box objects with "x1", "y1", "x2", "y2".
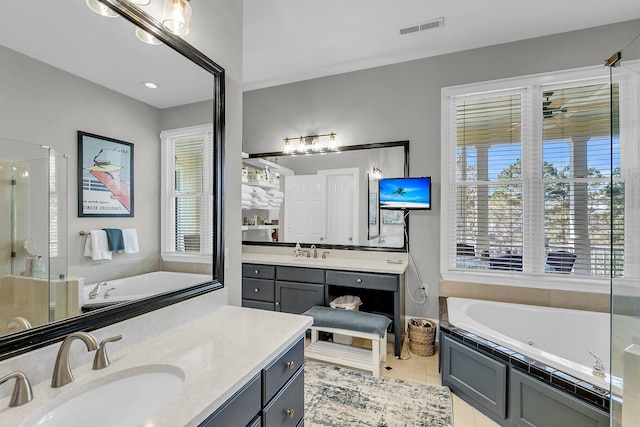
[{"x1": 162, "y1": 0, "x2": 192, "y2": 36}]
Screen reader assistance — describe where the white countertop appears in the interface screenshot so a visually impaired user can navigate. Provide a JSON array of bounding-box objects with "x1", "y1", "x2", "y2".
[
  {"x1": 242, "y1": 252, "x2": 408, "y2": 275},
  {"x1": 0, "y1": 306, "x2": 313, "y2": 427}
]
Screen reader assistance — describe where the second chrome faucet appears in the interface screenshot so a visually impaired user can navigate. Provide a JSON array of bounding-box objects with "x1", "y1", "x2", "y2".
[{"x1": 51, "y1": 331, "x2": 122, "y2": 388}]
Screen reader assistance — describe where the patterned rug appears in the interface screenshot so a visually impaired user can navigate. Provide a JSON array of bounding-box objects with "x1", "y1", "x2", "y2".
[{"x1": 304, "y1": 361, "x2": 453, "y2": 427}]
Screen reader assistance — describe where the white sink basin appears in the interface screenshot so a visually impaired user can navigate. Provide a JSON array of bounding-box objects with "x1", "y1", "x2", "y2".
[
  {"x1": 22, "y1": 365, "x2": 184, "y2": 427},
  {"x1": 290, "y1": 257, "x2": 326, "y2": 264}
]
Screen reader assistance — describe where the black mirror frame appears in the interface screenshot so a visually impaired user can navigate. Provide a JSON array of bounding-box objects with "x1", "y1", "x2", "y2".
[
  {"x1": 0, "y1": 0, "x2": 225, "y2": 361},
  {"x1": 243, "y1": 140, "x2": 409, "y2": 252}
]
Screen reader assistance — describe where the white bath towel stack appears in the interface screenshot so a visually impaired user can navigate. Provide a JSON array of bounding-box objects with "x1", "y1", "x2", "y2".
[
  {"x1": 267, "y1": 189, "x2": 284, "y2": 208},
  {"x1": 242, "y1": 185, "x2": 254, "y2": 210}
]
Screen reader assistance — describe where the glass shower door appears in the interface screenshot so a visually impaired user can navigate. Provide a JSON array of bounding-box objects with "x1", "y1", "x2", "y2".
[{"x1": 610, "y1": 34, "x2": 640, "y2": 427}]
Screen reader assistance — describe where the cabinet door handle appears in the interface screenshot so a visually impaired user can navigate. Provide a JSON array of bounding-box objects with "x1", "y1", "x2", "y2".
[
  {"x1": 319, "y1": 236, "x2": 324, "y2": 241},
  {"x1": 356, "y1": 278, "x2": 362, "y2": 283},
  {"x1": 275, "y1": 301, "x2": 280, "y2": 306},
  {"x1": 254, "y1": 269, "x2": 259, "y2": 275},
  {"x1": 286, "y1": 409, "x2": 295, "y2": 418},
  {"x1": 254, "y1": 288, "x2": 260, "y2": 293},
  {"x1": 286, "y1": 361, "x2": 295, "y2": 369}
]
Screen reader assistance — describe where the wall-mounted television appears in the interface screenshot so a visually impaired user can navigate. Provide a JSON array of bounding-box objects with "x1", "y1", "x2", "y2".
[{"x1": 379, "y1": 177, "x2": 431, "y2": 210}]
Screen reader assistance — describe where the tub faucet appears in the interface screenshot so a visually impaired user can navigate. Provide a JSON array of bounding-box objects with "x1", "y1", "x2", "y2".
[
  {"x1": 310, "y1": 244, "x2": 317, "y2": 258},
  {"x1": 88, "y1": 281, "x2": 107, "y2": 300},
  {"x1": 51, "y1": 332, "x2": 98, "y2": 388},
  {"x1": 6, "y1": 317, "x2": 32, "y2": 331},
  {"x1": 588, "y1": 350, "x2": 605, "y2": 377}
]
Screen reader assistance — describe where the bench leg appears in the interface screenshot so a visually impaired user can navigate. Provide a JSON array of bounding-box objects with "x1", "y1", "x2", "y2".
[
  {"x1": 310, "y1": 328, "x2": 319, "y2": 345},
  {"x1": 380, "y1": 332, "x2": 387, "y2": 363},
  {"x1": 372, "y1": 337, "x2": 381, "y2": 378}
]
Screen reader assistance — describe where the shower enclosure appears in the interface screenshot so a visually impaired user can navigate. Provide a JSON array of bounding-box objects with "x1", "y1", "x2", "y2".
[
  {"x1": 0, "y1": 137, "x2": 68, "y2": 335},
  {"x1": 610, "y1": 33, "x2": 640, "y2": 427}
]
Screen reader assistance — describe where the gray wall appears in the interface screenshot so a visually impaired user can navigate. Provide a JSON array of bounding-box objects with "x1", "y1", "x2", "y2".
[{"x1": 243, "y1": 19, "x2": 640, "y2": 319}]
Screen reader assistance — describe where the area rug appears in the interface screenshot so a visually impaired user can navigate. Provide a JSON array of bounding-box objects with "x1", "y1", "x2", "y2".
[{"x1": 304, "y1": 361, "x2": 453, "y2": 427}]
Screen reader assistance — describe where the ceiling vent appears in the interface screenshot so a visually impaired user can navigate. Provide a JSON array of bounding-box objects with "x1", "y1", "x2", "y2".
[{"x1": 398, "y1": 17, "x2": 444, "y2": 36}]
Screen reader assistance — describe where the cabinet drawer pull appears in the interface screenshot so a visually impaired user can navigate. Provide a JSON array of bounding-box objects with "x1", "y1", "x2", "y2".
[
  {"x1": 275, "y1": 301, "x2": 280, "y2": 306},
  {"x1": 254, "y1": 288, "x2": 260, "y2": 293},
  {"x1": 286, "y1": 409, "x2": 295, "y2": 418},
  {"x1": 356, "y1": 278, "x2": 362, "y2": 283},
  {"x1": 286, "y1": 361, "x2": 295, "y2": 369},
  {"x1": 254, "y1": 269, "x2": 259, "y2": 275}
]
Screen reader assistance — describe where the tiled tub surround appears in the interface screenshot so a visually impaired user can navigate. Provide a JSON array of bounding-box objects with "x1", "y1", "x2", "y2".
[
  {"x1": 0, "y1": 288, "x2": 313, "y2": 426},
  {"x1": 440, "y1": 297, "x2": 611, "y2": 425}
]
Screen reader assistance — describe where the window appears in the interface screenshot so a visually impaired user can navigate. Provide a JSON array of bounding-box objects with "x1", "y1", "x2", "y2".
[
  {"x1": 161, "y1": 124, "x2": 213, "y2": 262},
  {"x1": 441, "y1": 66, "x2": 636, "y2": 288}
]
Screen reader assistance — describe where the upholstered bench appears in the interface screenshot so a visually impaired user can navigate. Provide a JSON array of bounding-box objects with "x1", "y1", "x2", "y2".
[{"x1": 302, "y1": 305, "x2": 392, "y2": 377}]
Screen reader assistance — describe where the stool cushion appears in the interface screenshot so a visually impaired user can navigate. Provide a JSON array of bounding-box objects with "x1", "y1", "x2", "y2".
[{"x1": 303, "y1": 306, "x2": 391, "y2": 339}]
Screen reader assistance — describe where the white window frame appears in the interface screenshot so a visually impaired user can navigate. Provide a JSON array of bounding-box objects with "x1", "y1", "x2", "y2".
[
  {"x1": 440, "y1": 63, "x2": 639, "y2": 293},
  {"x1": 160, "y1": 124, "x2": 214, "y2": 263}
]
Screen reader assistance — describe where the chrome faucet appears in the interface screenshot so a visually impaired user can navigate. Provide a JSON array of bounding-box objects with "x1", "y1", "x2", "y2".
[
  {"x1": 6, "y1": 317, "x2": 32, "y2": 331},
  {"x1": 588, "y1": 350, "x2": 605, "y2": 377},
  {"x1": 310, "y1": 244, "x2": 317, "y2": 258},
  {"x1": 88, "y1": 281, "x2": 107, "y2": 300},
  {"x1": 51, "y1": 332, "x2": 98, "y2": 388},
  {"x1": 0, "y1": 372, "x2": 33, "y2": 407}
]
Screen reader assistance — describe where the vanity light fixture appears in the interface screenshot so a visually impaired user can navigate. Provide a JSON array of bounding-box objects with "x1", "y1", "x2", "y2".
[
  {"x1": 86, "y1": 0, "x2": 119, "y2": 17},
  {"x1": 162, "y1": 0, "x2": 192, "y2": 36},
  {"x1": 282, "y1": 132, "x2": 339, "y2": 154},
  {"x1": 130, "y1": 0, "x2": 152, "y2": 4}
]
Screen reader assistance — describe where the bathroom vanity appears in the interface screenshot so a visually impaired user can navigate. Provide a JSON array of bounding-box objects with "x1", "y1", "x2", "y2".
[
  {"x1": 242, "y1": 248, "x2": 408, "y2": 357},
  {"x1": 0, "y1": 304, "x2": 312, "y2": 426}
]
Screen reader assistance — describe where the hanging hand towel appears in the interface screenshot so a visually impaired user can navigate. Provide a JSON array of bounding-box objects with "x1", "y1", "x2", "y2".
[
  {"x1": 83, "y1": 230, "x2": 112, "y2": 260},
  {"x1": 103, "y1": 228, "x2": 125, "y2": 251},
  {"x1": 121, "y1": 228, "x2": 139, "y2": 254}
]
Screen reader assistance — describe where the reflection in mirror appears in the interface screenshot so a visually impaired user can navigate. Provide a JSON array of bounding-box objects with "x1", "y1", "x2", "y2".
[
  {"x1": 243, "y1": 141, "x2": 408, "y2": 249},
  {"x1": 0, "y1": 1, "x2": 223, "y2": 359}
]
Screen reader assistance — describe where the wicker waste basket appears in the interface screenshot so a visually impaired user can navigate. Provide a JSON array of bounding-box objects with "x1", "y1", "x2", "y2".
[{"x1": 407, "y1": 318, "x2": 436, "y2": 357}]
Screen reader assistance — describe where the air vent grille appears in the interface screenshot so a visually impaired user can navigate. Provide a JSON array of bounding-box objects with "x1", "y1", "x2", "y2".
[{"x1": 398, "y1": 17, "x2": 444, "y2": 36}]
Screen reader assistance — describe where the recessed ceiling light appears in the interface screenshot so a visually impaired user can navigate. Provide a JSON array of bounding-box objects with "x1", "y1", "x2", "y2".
[{"x1": 143, "y1": 81, "x2": 159, "y2": 89}]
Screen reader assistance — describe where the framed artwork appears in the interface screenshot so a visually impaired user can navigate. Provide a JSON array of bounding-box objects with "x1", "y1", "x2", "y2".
[
  {"x1": 77, "y1": 131, "x2": 134, "y2": 217},
  {"x1": 382, "y1": 210, "x2": 404, "y2": 225}
]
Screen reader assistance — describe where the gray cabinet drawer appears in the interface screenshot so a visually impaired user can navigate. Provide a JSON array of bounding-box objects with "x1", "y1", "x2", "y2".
[
  {"x1": 243, "y1": 264, "x2": 275, "y2": 279},
  {"x1": 242, "y1": 299, "x2": 275, "y2": 311},
  {"x1": 325, "y1": 270, "x2": 398, "y2": 291},
  {"x1": 277, "y1": 266, "x2": 325, "y2": 283},
  {"x1": 510, "y1": 369, "x2": 609, "y2": 427},
  {"x1": 263, "y1": 338, "x2": 305, "y2": 405},
  {"x1": 248, "y1": 415, "x2": 261, "y2": 427},
  {"x1": 442, "y1": 335, "x2": 507, "y2": 419},
  {"x1": 263, "y1": 366, "x2": 304, "y2": 427},
  {"x1": 242, "y1": 278, "x2": 275, "y2": 302},
  {"x1": 198, "y1": 374, "x2": 260, "y2": 427}
]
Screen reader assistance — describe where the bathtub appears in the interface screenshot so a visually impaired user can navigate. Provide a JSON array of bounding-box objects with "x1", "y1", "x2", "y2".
[
  {"x1": 82, "y1": 271, "x2": 212, "y2": 309},
  {"x1": 446, "y1": 297, "x2": 610, "y2": 390}
]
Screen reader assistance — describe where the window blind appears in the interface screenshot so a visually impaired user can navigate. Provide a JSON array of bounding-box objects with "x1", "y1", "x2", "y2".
[
  {"x1": 446, "y1": 77, "x2": 621, "y2": 278},
  {"x1": 161, "y1": 125, "x2": 213, "y2": 260}
]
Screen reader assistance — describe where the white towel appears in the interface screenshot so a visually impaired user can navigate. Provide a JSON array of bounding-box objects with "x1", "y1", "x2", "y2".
[
  {"x1": 242, "y1": 184, "x2": 254, "y2": 194},
  {"x1": 268, "y1": 190, "x2": 284, "y2": 198},
  {"x1": 121, "y1": 228, "x2": 139, "y2": 254},
  {"x1": 252, "y1": 187, "x2": 267, "y2": 196},
  {"x1": 242, "y1": 192, "x2": 253, "y2": 201},
  {"x1": 83, "y1": 230, "x2": 112, "y2": 260}
]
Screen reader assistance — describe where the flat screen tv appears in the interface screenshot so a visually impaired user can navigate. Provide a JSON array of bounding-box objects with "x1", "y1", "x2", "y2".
[{"x1": 379, "y1": 177, "x2": 431, "y2": 210}]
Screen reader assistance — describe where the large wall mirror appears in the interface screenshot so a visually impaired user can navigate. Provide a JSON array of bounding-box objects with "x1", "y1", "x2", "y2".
[
  {"x1": 243, "y1": 141, "x2": 409, "y2": 250},
  {"x1": 0, "y1": 0, "x2": 224, "y2": 359}
]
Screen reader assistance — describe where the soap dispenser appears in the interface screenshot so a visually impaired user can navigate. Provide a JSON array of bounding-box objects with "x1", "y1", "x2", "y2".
[{"x1": 294, "y1": 243, "x2": 302, "y2": 257}]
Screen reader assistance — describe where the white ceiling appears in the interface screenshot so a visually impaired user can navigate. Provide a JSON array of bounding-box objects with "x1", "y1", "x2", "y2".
[{"x1": 243, "y1": 0, "x2": 640, "y2": 91}]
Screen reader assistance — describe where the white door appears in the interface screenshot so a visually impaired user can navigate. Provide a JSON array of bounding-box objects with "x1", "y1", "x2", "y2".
[
  {"x1": 283, "y1": 175, "x2": 327, "y2": 243},
  {"x1": 319, "y1": 168, "x2": 359, "y2": 245}
]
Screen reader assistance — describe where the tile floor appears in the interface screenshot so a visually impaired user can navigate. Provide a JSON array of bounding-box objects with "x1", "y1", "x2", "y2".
[{"x1": 306, "y1": 337, "x2": 499, "y2": 427}]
